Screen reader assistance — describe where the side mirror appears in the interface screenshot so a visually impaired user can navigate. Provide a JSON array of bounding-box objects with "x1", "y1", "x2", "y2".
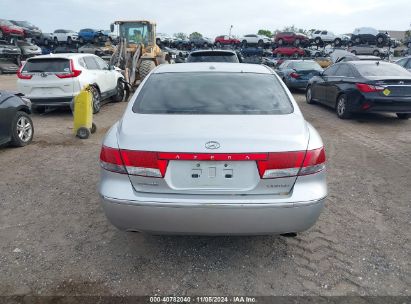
[{"x1": 110, "y1": 23, "x2": 114, "y2": 32}]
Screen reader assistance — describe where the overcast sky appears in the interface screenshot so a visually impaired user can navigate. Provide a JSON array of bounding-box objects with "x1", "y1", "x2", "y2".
[{"x1": 1, "y1": 0, "x2": 410, "y2": 37}]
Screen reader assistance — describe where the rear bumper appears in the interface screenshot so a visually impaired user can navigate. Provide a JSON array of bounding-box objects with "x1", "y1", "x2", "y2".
[
  {"x1": 99, "y1": 169, "x2": 327, "y2": 235},
  {"x1": 30, "y1": 96, "x2": 73, "y2": 107},
  {"x1": 359, "y1": 97, "x2": 411, "y2": 113},
  {"x1": 101, "y1": 196, "x2": 325, "y2": 235}
]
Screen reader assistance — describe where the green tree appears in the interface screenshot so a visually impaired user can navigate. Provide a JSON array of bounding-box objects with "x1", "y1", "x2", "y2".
[
  {"x1": 273, "y1": 25, "x2": 308, "y2": 35},
  {"x1": 173, "y1": 32, "x2": 188, "y2": 40},
  {"x1": 189, "y1": 32, "x2": 203, "y2": 40},
  {"x1": 258, "y1": 29, "x2": 272, "y2": 37}
]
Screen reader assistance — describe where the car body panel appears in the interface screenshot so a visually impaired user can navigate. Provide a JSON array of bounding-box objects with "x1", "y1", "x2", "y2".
[
  {"x1": 99, "y1": 63, "x2": 327, "y2": 234},
  {"x1": 0, "y1": 59, "x2": 19, "y2": 74},
  {"x1": 0, "y1": 19, "x2": 24, "y2": 38},
  {"x1": 78, "y1": 29, "x2": 107, "y2": 43},
  {"x1": 273, "y1": 47, "x2": 305, "y2": 57},
  {"x1": 0, "y1": 91, "x2": 31, "y2": 145},
  {"x1": 53, "y1": 29, "x2": 78, "y2": 42},
  {"x1": 215, "y1": 35, "x2": 241, "y2": 45},
  {"x1": 276, "y1": 60, "x2": 323, "y2": 89},
  {"x1": 0, "y1": 40, "x2": 22, "y2": 56},
  {"x1": 308, "y1": 61, "x2": 411, "y2": 114},
  {"x1": 275, "y1": 32, "x2": 310, "y2": 46},
  {"x1": 17, "y1": 53, "x2": 123, "y2": 107}
]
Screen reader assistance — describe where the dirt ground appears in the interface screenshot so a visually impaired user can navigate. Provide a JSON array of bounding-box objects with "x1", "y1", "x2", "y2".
[{"x1": 0, "y1": 74, "x2": 410, "y2": 297}]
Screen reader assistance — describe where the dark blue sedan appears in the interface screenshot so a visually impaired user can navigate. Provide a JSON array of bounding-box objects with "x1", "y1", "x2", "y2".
[{"x1": 276, "y1": 60, "x2": 323, "y2": 90}]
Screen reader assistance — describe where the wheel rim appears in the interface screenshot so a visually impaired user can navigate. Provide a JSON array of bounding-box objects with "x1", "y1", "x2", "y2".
[
  {"x1": 91, "y1": 87, "x2": 100, "y2": 111},
  {"x1": 17, "y1": 116, "x2": 32, "y2": 142},
  {"x1": 337, "y1": 97, "x2": 346, "y2": 116}
]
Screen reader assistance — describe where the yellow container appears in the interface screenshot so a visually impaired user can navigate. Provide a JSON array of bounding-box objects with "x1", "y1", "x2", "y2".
[{"x1": 73, "y1": 86, "x2": 96, "y2": 139}]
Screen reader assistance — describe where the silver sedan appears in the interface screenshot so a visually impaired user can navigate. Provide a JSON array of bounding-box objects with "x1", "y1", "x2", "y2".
[{"x1": 99, "y1": 63, "x2": 327, "y2": 235}]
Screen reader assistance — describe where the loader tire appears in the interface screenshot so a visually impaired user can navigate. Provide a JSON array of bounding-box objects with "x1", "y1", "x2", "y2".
[{"x1": 139, "y1": 60, "x2": 156, "y2": 81}]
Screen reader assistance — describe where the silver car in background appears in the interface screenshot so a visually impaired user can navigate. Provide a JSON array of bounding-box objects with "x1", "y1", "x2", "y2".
[{"x1": 99, "y1": 63, "x2": 327, "y2": 235}]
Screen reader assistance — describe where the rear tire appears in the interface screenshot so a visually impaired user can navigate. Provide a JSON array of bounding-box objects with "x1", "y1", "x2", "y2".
[
  {"x1": 111, "y1": 80, "x2": 125, "y2": 102},
  {"x1": 373, "y1": 50, "x2": 380, "y2": 56},
  {"x1": 306, "y1": 86, "x2": 315, "y2": 104},
  {"x1": 315, "y1": 38, "x2": 321, "y2": 45},
  {"x1": 336, "y1": 94, "x2": 351, "y2": 119},
  {"x1": 139, "y1": 60, "x2": 156, "y2": 81},
  {"x1": 90, "y1": 86, "x2": 101, "y2": 114},
  {"x1": 334, "y1": 38, "x2": 341, "y2": 46},
  {"x1": 396, "y1": 113, "x2": 410, "y2": 120},
  {"x1": 10, "y1": 111, "x2": 34, "y2": 147}
]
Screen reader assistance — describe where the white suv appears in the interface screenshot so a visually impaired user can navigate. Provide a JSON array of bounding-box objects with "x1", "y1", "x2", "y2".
[
  {"x1": 309, "y1": 30, "x2": 349, "y2": 46},
  {"x1": 52, "y1": 29, "x2": 78, "y2": 44},
  {"x1": 17, "y1": 53, "x2": 124, "y2": 113},
  {"x1": 241, "y1": 34, "x2": 271, "y2": 47}
]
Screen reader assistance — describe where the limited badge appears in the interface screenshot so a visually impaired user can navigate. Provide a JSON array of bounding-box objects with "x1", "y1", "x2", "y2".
[{"x1": 383, "y1": 89, "x2": 391, "y2": 96}]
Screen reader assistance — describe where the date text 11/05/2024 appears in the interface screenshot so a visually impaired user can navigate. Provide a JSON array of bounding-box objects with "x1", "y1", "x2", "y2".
[{"x1": 149, "y1": 296, "x2": 257, "y2": 303}]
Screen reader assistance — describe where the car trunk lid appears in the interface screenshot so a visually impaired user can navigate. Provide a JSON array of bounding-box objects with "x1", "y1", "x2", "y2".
[
  {"x1": 18, "y1": 57, "x2": 75, "y2": 97},
  {"x1": 118, "y1": 114, "x2": 310, "y2": 195}
]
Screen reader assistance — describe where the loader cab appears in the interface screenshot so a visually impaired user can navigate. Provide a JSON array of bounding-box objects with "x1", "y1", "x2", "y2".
[{"x1": 112, "y1": 21, "x2": 155, "y2": 48}]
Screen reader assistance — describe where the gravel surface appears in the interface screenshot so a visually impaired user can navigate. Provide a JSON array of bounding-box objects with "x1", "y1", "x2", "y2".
[{"x1": 0, "y1": 74, "x2": 410, "y2": 296}]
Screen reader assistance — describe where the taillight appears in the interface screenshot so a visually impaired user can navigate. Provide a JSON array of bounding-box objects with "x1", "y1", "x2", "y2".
[
  {"x1": 290, "y1": 72, "x2": 300, "y2": 79},
  {"x1": 56, "y1": 59, "x2": 82, "y2": 79},
  {"x1": 257, "y1": 147, "x2": 326, "y2": 179},
  {"x1": 298, "y1": 147, "x2": 326, "y2": 176},
  {"x1": 356, "y1": 83, "x2": 384, "y2": 93},
  {"x1": 120, "y1": 150, "x2": 168, "y2": 178},
  {"x1": 99, "y1": 146, "x2": 127, "y2": 174},
  {"x1": 17, "y1": 65, "x2": 32, "y2": 80},
  {"x1": 99, "y1": 146, "x2": 167, "y2": 178},
  {"x1": 100, "y1": 146, "x2": 325, "y2": 179}
]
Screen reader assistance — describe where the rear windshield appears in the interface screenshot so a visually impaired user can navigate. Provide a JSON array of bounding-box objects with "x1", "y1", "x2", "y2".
[
  {"x1": 356, "y1": 63, "x2": 411, "y2": 77},
  {"x1": 133, "y1": 72, "x2": 293, "y2": 115},
  {"x1": 22, "y1": 58, "x2": 70, "y2": 73},
  {"x1": 289, "y1": 61, "x2": 321, "y2": 70},
  {"x1": 187, "y1": 52, "x2": 238, "y2": 63}
]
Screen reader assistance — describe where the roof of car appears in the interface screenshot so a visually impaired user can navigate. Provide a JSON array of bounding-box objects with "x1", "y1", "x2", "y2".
[
  {"x1": 190, "y1": 49, "x2": 237, "y2": 55},
  {"x1": 347, "y1": 60, "x2": 388, "y2": 65},
  {"x1": 28, "y1": 53, "x2": 89, "y2": 59},
  {"x1": 153, "y1": 63, "x2": 273, "y2": 74}
]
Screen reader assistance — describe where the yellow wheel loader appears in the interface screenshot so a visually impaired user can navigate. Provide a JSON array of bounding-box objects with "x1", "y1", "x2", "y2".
[{"x1": 109, "y1": 20, "x2": 169, "y2": 89}]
